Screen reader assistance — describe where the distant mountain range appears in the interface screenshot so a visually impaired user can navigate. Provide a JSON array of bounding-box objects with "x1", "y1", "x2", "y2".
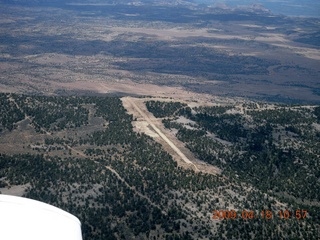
[
  {"x1": 195, "y1": 0, "x2": 319, "y2": 17},
  {"x1": 0, "y1": 0, "x2": 319, "y2": 16}
]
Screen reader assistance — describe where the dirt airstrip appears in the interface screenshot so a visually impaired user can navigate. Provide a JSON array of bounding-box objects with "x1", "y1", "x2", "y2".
[{"x1": 122, "y1": 96, "x2": 221, "y2": 175}]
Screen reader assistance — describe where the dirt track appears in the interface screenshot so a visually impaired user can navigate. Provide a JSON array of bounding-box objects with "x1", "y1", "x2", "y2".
[{"x1": 105, "y1": 166, "x2": 167, "y2": 215}]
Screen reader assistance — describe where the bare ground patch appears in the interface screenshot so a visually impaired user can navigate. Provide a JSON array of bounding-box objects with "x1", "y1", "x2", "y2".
[{"x1": 0, "y1": 184, "x2": 30, "y2": 197}]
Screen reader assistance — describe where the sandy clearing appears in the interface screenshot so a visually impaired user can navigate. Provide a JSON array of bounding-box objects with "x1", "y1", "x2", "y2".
[
  {"x1": 270, "y1": 44, "x2": 320, "y2": 60},
  {"x1": 109, "y1": 27, "x2": 214, "y2": 40},
  {"x1": 238, "y1": 24, "x2": 277, "y2": 30},
  {"x1": 132, "y1": 121, "x2": 160, "y2": 138},
  {"x1": 108, "y1": 26, "x2": 251, "y2": 41},
  {"x1": 0, "y1": 184, "x2": 30, "y2": 196},
  {"x1": 238, "y1": 24, "x2": 262, "y2": 28},
  {"x1": 59, "y1": 78, "x2": 208, "y2": 100},
  {"x1": 175, "y1": 116, "x2": 197, "y2": 126},
  {"x1": 28, "y1": 53, "x2": 77, "y2": 65},
  {"x1": 255, "y1": 33, "x2": 290, "y2": 43},
  {"x1": 313, "y1": 123, "x2": 320, "y2": 131}
]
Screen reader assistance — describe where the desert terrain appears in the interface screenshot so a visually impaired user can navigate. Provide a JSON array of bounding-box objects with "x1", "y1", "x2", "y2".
[{"x1": 0, "y1": 2, "x2": 319, "y2": 103}]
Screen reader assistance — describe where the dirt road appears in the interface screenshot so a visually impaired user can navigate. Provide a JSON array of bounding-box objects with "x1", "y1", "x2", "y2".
[{"x1": 105, "y1": 166, "x2": 167, "y2": 215}]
